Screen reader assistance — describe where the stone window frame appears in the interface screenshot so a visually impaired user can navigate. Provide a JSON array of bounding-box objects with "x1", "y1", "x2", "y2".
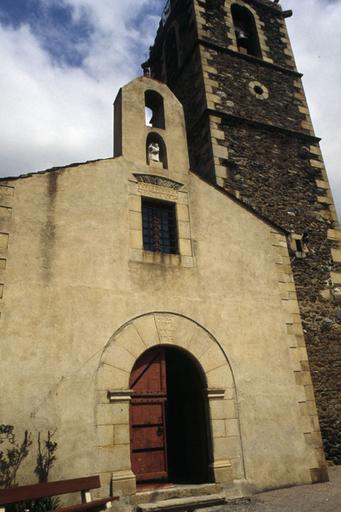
[
  {"x1": 231, "y1": 2, "x2": 262, "y2": 58},
  {"x1": 288, "y1": 233, "x2": 308, "y2": 259},
  {"x1": 141, "y1": 198, "x2": 178, "y2": 254},
  {"x1": 248, "y1": 80, "x2": 269, "y2": 100},
  {"x1": 144, "y1": 90, "x2": 166, "y2": 130},
  {"x1": 128, "y1": 174, "x2": 194, "y2": 268},
  {"x1": 226, "y1": 0, "x2": 273, "y2": 64}
]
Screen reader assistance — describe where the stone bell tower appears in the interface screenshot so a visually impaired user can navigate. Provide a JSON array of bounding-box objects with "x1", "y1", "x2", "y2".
[{"x1": 147, "y1": 0, "x2": 341, "y2": 465}]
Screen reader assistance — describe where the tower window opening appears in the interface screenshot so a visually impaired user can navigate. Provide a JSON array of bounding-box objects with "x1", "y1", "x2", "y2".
[
  {"x1": 145, "y1": 107, "x2": 154, "y2": 127},
  {"x1": 231, "y1": 4, "x2": 262, "y2": 58},
  {"x1": 142, "y1": 198, "x2": 178, "y2": 254},
  {"x1": 295, "y1": 239, "x2": 304, "y2": 253},
  {"x1": 164, "y1": 28, "x2": 179, "y2": 86},
  {"x1": 146, "y1": 132, "x2": 168, "y2": 169},
  {"x1": 145, "y1": 90, "x2": 165, "y2": 129},
  {"x1": 288, "y1": 234, "x2": 308, "y2": 258},
  {"x1": 254, "y1": 85, "x2": 263, "y2": 95}
]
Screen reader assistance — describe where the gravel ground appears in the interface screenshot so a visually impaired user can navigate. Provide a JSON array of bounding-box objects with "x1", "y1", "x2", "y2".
[{"x1": 225, "y1": 466, "x2": 341, "y2": 512}]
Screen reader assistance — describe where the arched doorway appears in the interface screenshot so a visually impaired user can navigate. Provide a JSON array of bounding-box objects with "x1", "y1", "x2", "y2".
[
  {"x1": 129, "y1": 346, "x2": 211, "y2": 484},
  {"x1": 96, "y1": 312, "x2": 243, "y2": 496}
]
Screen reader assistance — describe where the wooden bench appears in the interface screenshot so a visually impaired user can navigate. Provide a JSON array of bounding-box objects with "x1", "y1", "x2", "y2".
[{"x1": 0, "y1": 475, "x2": 119, "y2": 512}]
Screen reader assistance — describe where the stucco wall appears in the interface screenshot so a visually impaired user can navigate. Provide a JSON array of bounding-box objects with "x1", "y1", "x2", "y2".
[{"x1": 0, "y1": 156, "x2": 325, "y2": 495}]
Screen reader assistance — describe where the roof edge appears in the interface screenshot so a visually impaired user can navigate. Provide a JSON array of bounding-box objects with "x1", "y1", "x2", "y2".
[{"x1": 0, "y1": 157, "x2": 114, "y2": 182}]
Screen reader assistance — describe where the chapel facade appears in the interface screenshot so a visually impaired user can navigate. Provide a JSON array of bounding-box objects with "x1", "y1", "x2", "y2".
[{"x1": 0, "y1": 0, "x2": 339, "y2": 507}]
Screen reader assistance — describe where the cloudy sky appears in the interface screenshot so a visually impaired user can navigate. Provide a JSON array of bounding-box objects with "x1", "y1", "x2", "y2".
[{"x1": 0, "y1": 0, "x2": 340, "y2": 221}]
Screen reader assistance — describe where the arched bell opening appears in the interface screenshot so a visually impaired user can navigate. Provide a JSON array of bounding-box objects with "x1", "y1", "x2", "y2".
[
  {"x1": 231, "y1": 4, "x2": 262, "y2": 58},
  {"x1": 145, "y1": 90, "x2": 165, "y2": 129},
  {"x1": 129, "y1": 345, "x2": 212, "y2": 485},
  {"x1": 164, "y1": 27, "x2": 179, "y2": 87},
  {"x1": 146, "y1": 132, "x2": 168, "y2": 169}
]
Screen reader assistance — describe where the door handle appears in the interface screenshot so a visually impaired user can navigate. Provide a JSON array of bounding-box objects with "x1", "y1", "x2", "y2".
[{"x1": 157, "y1": 426, "x2": 163, "y2": 436}]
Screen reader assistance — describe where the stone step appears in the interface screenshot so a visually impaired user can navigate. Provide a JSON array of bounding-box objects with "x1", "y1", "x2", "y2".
[
  {"x1": 133, "y1": 484, "x2": 222, "y2": 505},
  {"x1": 136, "y1": 493, "x2": 226, "y2": 512}
]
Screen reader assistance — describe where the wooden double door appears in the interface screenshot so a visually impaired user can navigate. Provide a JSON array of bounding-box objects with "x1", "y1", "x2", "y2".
[{"x1": 129, "y1": 346, "x2": 210, "y2": 484}]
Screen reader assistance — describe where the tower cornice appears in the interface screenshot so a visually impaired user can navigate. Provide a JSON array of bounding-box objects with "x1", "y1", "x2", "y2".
[
  {"x1": 198, "y1": 38, "x2": 302, "y2": 78},
  {"x1": 206, "y1": 109, "x2": 321, "y2": 143},
  {"x1": 234, "y1": 0, "x2": 282, "y2": 15},
  {"x1": 165, "y1": 0, "x2": 283, "y2": 16}
]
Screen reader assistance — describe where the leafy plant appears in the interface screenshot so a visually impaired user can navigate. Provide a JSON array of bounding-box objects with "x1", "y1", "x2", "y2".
[
  {"x1": 0, "y1": 425, "x2": 32, "y2": 488},
  {"x1": 16, "y1": 496, "x2": 60, "y2": 512},
  {"x1": 34, "y1": 430, "x2": 57, "y2": 484},
  {"x1": 28, "y1": 430, "x2": 59, "y2": 512},
  {"x1": 1, "y1": 426, "x2": 59, "y2": 512}
]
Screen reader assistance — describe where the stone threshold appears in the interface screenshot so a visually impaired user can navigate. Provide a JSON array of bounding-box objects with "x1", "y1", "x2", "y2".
[
  {"x1": 132, "y1": 483, "x2": 222, "y2": 506},
  {"x1": 135, "y1": 493, "x2": 226, "y2": 512}
]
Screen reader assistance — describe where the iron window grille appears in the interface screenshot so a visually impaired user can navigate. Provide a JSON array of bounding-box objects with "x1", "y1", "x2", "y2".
[{"x1": 142, "y1": 198, "x2": 178, "y2": 254}]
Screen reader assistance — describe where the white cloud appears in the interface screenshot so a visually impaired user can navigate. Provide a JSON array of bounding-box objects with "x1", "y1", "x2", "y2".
[
  {"x1": 57, "y1": 0, "x2": 161, "y2": 77},
  {"x1": 0, "y1": 23, "x2": 109, "y2": 174},
  {"x1": 0, "y1": 0, "x2": 340, "y2": 222},
  {"x1": 0, "y1": 0, "x2": 162, "y2": 176},
  {"x1": 282, "y1": 0, "x2": 341, "y2": 223}
]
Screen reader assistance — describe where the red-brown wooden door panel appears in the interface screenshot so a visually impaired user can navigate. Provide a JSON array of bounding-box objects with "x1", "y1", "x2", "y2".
[
  {"x1": 131, "y1": 403, "x2": 166, "y2": 451},
  {"x1": 130, "y1": 349, "x2": 166, "y2": 393},
  {"x1": 129, "y1": 348, "x2": 168, "y2": 481},
  {"x1": 131, "y1": 401, "x2": 164, "y2": 425},
  {"x1": 132, "y1": 449, "x2": 167, "y2": 481}
]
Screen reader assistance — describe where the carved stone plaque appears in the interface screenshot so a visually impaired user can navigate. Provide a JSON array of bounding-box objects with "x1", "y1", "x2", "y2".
[
  {"x1": 134, "y1": 174, "x2": 183, "y2": 190},
  {"x1": 137, "y1": 183, "x2": 178, "y2": 202},
  {"x1": 155, "y1": 314, "x2": 176, "y2": 344}
]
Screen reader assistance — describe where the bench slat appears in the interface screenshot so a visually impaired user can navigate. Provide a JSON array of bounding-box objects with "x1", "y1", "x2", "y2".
[{"x1": 0, "y1": 477, "x2": 101, "y2": 505}]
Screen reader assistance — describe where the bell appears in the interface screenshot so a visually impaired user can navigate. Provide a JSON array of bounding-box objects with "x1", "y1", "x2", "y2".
[{"x1": 236, "y1": 28, "x2": 248, "y2": 41}]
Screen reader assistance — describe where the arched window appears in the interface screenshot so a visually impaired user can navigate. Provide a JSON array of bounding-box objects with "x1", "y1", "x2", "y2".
[
  {"x1": 146, "y1": 132, "x2": 168, "y2": 169},
  {"x1": 145, "y1": 90, "x2": 165, "y2": 129},
  {"x1": 164, "y1": 28, "x2": 179, "y2": 86},
  {"x1": 231, "y1": 4, "x2": 261, "y2": 58}
]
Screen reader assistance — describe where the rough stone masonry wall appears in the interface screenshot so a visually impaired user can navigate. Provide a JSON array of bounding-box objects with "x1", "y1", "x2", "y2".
[
  {"x1": 217, "y1": 119, "x2": 341, "y2": 464},
  {"x1": 244, "y1": 0, "x2": 296, "y2": 70},
  {"x1": 196, "y1": 0, "x2": 295, "y2": 70},
  {"x1": 172, "y1": 50, "x2": 214, "y2": 180},
  {"x1": 193, "y1": 0, "x2": 341, "y2": 463},
  {"x1": 151, "y1": 0, "x2": 215, "y2": 179},
  {"x1": 149, "y1": 0, "x2": 341, "y2": 463},
  {"x1": 204, "y1": 50, "x2": 305, "y2": 132}
]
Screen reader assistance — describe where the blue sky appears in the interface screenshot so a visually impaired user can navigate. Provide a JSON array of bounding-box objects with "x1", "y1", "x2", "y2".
[
  {"x1": 0, "y1": 0, "x2": 164, "y2": 68},
  {"x1": 0, "y1": 0, "x2": 340, "y2": 220},
  {"x1": 0, "y1": 0, "x2": 93, "y2": 67}
]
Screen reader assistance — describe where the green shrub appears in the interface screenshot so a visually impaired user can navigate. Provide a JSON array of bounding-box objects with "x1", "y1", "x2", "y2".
[{"x1": 1, "y1": 426, "x2": 59, "y2": 512}]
